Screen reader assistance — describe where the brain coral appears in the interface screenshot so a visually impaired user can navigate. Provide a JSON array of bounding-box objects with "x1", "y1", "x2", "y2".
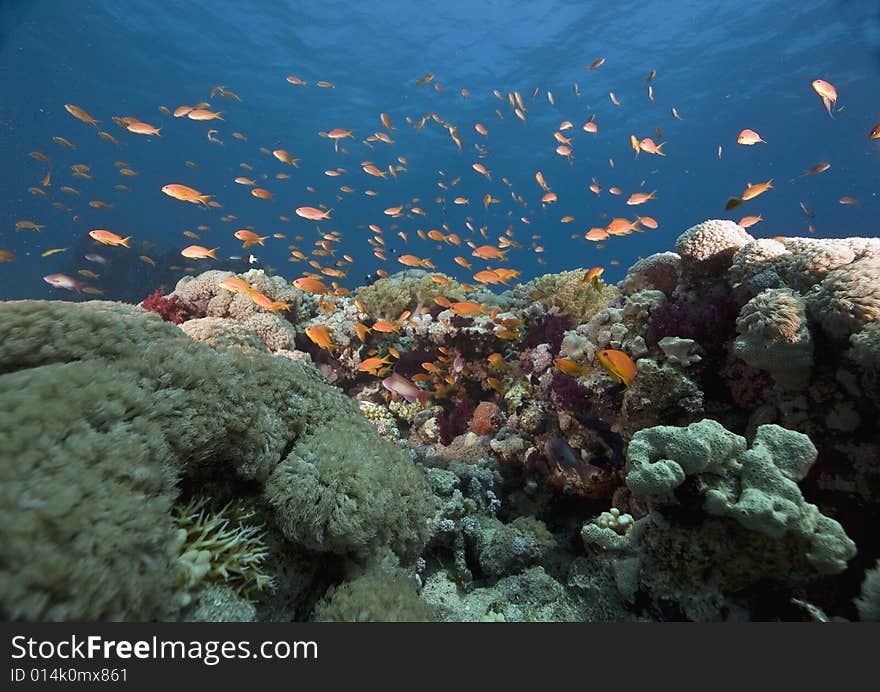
[
  {"x1": 734, "y1": 288, "x2": 813, "y2": 389},
  {"x1": 0, "y1": 300, "x2": 434, "y2": 620},
  {"x1": 620, "y1": 252, "x2": 682, "y2": 298},
  {"x1": 806, "y1": 256, "x2": 880, "y2": 338},
  {"x1": 675, "y1": 219, "x2": 754, "y2": 276}
]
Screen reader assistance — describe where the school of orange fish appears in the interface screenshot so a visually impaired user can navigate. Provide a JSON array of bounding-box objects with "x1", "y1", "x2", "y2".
[{"x1": 9, "y1": 68, "x2": 879, "y2": 325}]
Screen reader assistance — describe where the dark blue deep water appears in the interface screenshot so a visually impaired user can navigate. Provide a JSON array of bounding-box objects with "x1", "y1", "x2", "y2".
[{"x1": 2, "y1": 0, "x2": 879, "y2": 301}]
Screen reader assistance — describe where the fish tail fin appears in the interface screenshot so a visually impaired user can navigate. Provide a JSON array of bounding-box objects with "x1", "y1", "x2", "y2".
[
  {"x1": 207, "y1": 247, "x2": 219, "y2": 259},
  {"x1": 258, "y1": 236, "x2": 268, "y2": 245},
  {"x1": 656, "y1": 143, "x2": 666, "y2": 156},
  {"x1": 121, "y1": 236, "x2": 131, "y2": 248},
  {"x1": 198, "y1": 195, "x2": 212, "y2": 207},
  {"x1": 324, "y1": 208, "x2": 333, "y2": 219}
]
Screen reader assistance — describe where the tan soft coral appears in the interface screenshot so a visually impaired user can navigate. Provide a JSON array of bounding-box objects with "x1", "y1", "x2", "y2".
[
  {"x1": 734, "y1": 288, "x2": 813, "y2": 389},
  {"x1": 0, "y1": 299, "x2": 436, "y2": 620},
  {"x1": 806, "y1": 256, "x2": 880, "y2": 338},
  {"x1": 356, "y1": 270, "x2": 466, "y2": 320}
]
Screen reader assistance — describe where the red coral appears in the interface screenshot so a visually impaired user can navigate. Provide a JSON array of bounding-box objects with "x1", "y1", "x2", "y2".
[
  {"x1": 141, "y1": 289, "x2": 189, "y2": 324},
  {"x1": 471, "y1": 401, "x2": 502, "y2": 436}
]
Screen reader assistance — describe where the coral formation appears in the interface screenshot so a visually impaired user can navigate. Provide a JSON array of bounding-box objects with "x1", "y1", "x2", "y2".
[
  {"x1": 734, "y1": 288, "x2": 813, "y2": 388},
  {"x1": 4, "y1": 217, "x2": 878, "y2": 623}
]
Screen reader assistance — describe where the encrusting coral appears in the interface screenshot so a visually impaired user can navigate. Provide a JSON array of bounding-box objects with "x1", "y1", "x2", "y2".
[{"x1": 626, "y1": 419, "x2": 856, "y2": 575}]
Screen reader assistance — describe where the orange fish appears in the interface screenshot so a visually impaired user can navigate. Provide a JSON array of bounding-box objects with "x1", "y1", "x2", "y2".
[
  {"x1": 472, "y1": 162, "x2": 491, "y2": 179},
  {"x1": 742, "y1": 179, "x2": 773, "y2": 201},
  {"x1": 738, "y1": 215, "x2": 763, "y2": 228},
  {"x1": 88, "y1": 229, "x2": 130, "y2": 247},
  {"x1": 126, "y1": 120, "x2": 161, "y2": 136},
  {"x1": 555, "y1": 358, "x2": 588, "y2": 377},
  {"x1": 597, "y1": 349, "x2": 637, "y2": 387},
  {"x1": 737, "y1": 129, "x2": 765, "y2": 145},
  {"x1": 585, "y1": 228, "x2": 608, "y2": 242},
  {"x1": 449, "y1": 301, "x2": 485, "y2": 316},
  {"x1": 587, "y1": 57, "x2": 605, "y2": 70},
  {"x1": 372, "y1": 320, "x2": 399, "y2": 333},
  {"x1": 292, "y1": 277, "x2": 330, "y2": 294},
  {"x1": 639, "y1": 138, "x2": 666, "y2": 156},
  {"x1": 626, "y1": 191, "x2": 656, "y2": 206},
  {"x1": 273, "y1": 149, "x2": 299, "y2": 166},
  {"x1": 162, "y1": 184, "x2": 212, "y2": 206},
  {"x1": 871, "y1": 123, "x2": 880, "y2": 140},
  {"x1": 286, "y1": 75, "x2": 307, "y2": 86},
  {"x1": 64, "y1": 104, "x2": 99, "y2": 127},
  {"x1": 251, "y1": 188, "x2": 274, "y2": 200},
  {"x1": 305, "y1": 325, "x2": 335, "y2": 354},
  {"x1": 471, "y1": 245, "x2": 506, "y2": 260},
  {"x1": 295, "y1": 206, "x2": 332, "y2": 220},
  {"x1": 187, "y1": 109, "x2": 223, "y2": 121},
  {"x1": 398, "y1": 254, "x2": 432, "y2": 268},
  {"x1": 636, "y1": 216, "x2": 658, "y2": 229},
  {"x1": 582, "y1": 121, "x2": 598, "y2": 134},
  {"x1": 250, "y1": 291, "x2": 292, "y2": 313},
  {"x1": 811, "y1": 79, "x2": 837, "y2": 117},
  {"x1": 181, "y1": 245, "x2": 218, "y2": 259},
  {"x1": 218, "y1": 277, "x2": 253, "y2": 294},
  {"x1": 582, "y1": 267, "x2": 605, "y2": 285},
  {"x1": 359, "y1": 355, "x2": 391, "y2": 373},
  {"x1": 234, "y1": 230, "x2": 269, "y2": 247}
]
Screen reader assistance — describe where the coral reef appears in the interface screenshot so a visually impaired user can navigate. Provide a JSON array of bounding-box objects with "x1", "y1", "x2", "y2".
[{"x1": 4, "y1": 218, "x2": 878, "y2": 623}]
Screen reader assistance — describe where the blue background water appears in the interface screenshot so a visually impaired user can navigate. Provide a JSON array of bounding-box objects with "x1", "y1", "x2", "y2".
[{"x1": 2, "y1": 0, "x2": 879, "y2": 301}]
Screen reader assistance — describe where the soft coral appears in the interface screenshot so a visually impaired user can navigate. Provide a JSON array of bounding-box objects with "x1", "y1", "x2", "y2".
[{"x1": 141, "y1": 289, "x2": 190, "y2": 324}]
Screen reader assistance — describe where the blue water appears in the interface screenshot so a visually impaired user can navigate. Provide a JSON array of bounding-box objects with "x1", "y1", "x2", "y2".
[{"x1": 2, "y1": 0, "x2": 879, "y2": 301}]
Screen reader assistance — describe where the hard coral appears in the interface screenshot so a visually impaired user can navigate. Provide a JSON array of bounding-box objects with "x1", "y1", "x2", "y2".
[
  {"x1": 675, "y1": 219, "x2": 754, "y2": 277},
  {"x1": 626, "y1": 419, "x2": 856, "y2": 574},
  {"x1": 471, "y1": 401, "x2": 503, "y2": 436}
]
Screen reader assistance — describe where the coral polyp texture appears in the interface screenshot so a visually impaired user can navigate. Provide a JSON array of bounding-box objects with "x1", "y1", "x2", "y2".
[{"x1": 2, "y1": 218, "x2": 879, "y2": 622}]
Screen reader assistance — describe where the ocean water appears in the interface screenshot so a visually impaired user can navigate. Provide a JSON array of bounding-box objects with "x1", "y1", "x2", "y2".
[{"x1": 1, "y1": 0, "x2": 879, "y2": 301}]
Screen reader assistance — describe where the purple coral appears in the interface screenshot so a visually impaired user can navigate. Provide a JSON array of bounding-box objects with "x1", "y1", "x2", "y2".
[
  {"x1": 521, "y1": 314, "x2": 570, "y2": 355},
  {"x1": 550, "y1": 372, "x2": 589, "y2": 410},
  {"x1": 646, "y1": 286, "x2": 738, "y2": 348},
  {"x1": 437, "y1": 396, "x2": 475, "y2": 445}
]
